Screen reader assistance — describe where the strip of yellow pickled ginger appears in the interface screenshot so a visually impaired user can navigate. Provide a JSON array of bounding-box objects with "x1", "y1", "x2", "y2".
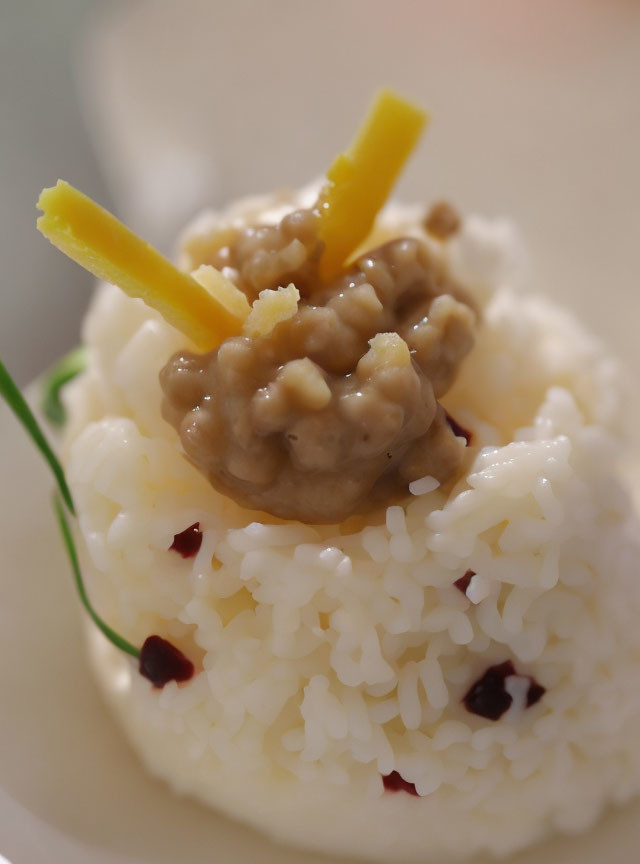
[
  {"x1": 318, "y1": 90, "x2": 428, "y2": 280},
  {"x1": 37, "y1": 181, "x2": 247, "y2": 351}
]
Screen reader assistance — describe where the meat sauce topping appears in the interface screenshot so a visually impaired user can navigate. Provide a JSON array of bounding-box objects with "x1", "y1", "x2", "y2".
[
  {"x1": 424, "y1": 200, "x2": 461, "y2": 241},
  {"x1": 161, "y1": 207, "x2": 476, "y2": 523}
]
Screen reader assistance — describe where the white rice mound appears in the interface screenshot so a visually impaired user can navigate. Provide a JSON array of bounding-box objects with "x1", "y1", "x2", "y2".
[{"x1": 63, "y1": 191, "x2": 640, "y2": 862}]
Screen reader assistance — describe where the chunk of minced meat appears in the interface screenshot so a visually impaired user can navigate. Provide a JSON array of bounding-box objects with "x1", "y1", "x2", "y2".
[
  {"x1": 160, "y1": 211, "x2": 476, "y2": 524},
  {"x1": 424, "y1": 201, "x2": 461, "y2": 241},
  {"x1": 206, "y1": 207, "x2": 322, "y2": 300}
]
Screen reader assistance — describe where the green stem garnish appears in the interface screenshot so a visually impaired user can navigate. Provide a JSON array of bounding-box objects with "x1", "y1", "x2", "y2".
[
  {"x1": 0, "y1": 354, "x2": 139, "y2": 659},
  {"x1": 0, "y1": 356, "x2": 75, "y2": 514},
  {"x1": 54, "y1": 495, "x2": 140, "y2": 659},
  {"x1": 42, "y1": 345, "x2": 87, "y2": 427}
]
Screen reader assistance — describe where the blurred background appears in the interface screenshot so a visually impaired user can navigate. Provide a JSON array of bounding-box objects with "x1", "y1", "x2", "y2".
[{"x1": 1, "y1": 0, "x2": 639, "y2": 385}]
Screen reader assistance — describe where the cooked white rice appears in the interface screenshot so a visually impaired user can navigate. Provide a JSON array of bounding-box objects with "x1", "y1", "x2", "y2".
[{"x1": 62, "y1": 192, "x2": 640, "y2": 862}]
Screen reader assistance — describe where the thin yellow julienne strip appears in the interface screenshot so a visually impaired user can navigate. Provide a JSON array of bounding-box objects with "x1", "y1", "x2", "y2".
[
  {"x1": 191, "y1": 264, "x2": 252, "y2": 321},
  {"x1": 317, "y1": 89, "x2": 428, "y2": 281},
  {"x1": 37, "y1": 181, "x2": 248, "y2": 351}
]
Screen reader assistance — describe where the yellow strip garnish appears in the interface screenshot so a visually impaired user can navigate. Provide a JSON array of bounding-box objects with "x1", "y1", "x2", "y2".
[
  {"x1": 37, "y1": 181, "x2": 246, "y2": 351},
  {"x1": 317, "y1": 89, "x2": 428, "y2": 280},
  {"x1": 191, "y1": 264, "x2": 251, "y2": 321}
]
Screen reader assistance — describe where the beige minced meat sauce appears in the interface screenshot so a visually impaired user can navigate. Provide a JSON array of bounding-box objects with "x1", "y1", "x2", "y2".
[{"x1": 160, "y1": 200, "x2": 476, "y2": 523}]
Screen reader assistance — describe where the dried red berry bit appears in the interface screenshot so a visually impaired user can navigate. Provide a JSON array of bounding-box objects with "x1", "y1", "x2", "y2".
[
  {"x1": 463, "y1": 662, "x2": 547, "y2": 720},
  {"x1": 526, "y1": 681, "x2": 546, "y2": 707},
  {"x1": 463, "y1": 660, "x2": 515, "y2": 721},
  {"x1": 170, "y1": 522, "x2": 203, "y2": 558},
  {"x1": 454, "y1": 569, "x2": 475, "y2": 595},
  {"x1": 139, "y1": 635, "x2": 194, "y2": 688},
  {"x1": 445, "y1": 411, "x2": 472, "y2": 446},
  {"x1": 382, "y1": 771, "x2": 419, "y2": 796}
]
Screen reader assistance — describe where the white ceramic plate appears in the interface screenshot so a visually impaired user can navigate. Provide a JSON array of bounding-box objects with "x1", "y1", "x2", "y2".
[{"x1": 1, "y1": 392, "x2": 640, "y2": 864}]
